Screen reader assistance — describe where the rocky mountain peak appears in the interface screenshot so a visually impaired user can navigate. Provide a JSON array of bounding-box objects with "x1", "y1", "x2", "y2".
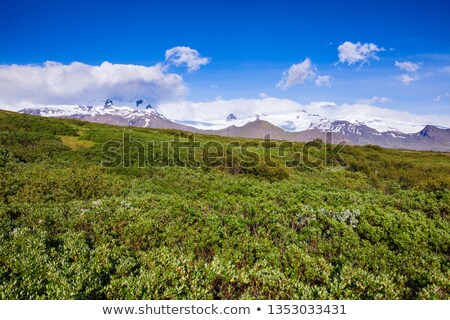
[
  {"x1": 104, "y1": 99, "x2": 114, "y2": 108},
  {"x1": 135, "y1": 99, "x2": 144, "y2": 107},
  {"x1": 419, "y1": 125, "x2": 450, "y2": 139}
]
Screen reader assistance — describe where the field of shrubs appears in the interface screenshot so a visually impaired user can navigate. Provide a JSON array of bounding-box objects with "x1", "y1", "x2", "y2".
[{"x1": 0, "y1": 110, "x2": 449, "y2": 299}]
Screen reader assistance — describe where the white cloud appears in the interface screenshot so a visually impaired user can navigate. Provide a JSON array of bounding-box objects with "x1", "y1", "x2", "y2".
[
  {"x1": 357, "y1": 96, "x2": 392, "y2": 104},
  {"x1": 397, "y1": 73, "x2": 418, "y2": 85},
  {"x1": 165, "y1": 46, "x2": 210, "y2": 72},
  {"x1": 394, "y1": 60, "x2": 420, "y2": 85},
  {"x1": 337, "y1": 41, "x2": 384, "y2": 66},
  {"x1": 395, "y1": 61, "x2": 420, "y2": 73},
  {"x1": 372, "y1": 96, "x2": 392, "y2": 104},
  {"x1": 277, "y1": 59, "x2": 331, "y2": 90},
  {"x1": 159, "y1": 97, "x2": 302, "y2": 122},
  {"x1": 434, "y1": 92, "x2": 450, "y2": 102},
  {"x1": 276, "y1": 58, "x2": 316, "y2": 90},
  {"x1": 315, "y1": 75, "x2": 332, "y2": 87},
  {"x1": 440, "y1": 66, "x2": 450, "y2": 73},
  {"x1": 0, "y1": 61, "x2": 187, "y2": 107},
  {"x1": 157, "y1": 97, "x2": 450, "y2": 133}
]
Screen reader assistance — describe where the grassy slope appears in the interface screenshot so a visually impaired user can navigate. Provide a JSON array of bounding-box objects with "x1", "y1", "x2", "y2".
[{"x1": 0, "y1": 110, "x2": 449, "y2": 299}]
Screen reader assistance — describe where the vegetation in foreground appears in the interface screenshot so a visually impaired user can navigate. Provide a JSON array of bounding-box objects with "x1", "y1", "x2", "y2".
[{"x1": 0, "y1": 110, "x2": 449, "y2": 299}]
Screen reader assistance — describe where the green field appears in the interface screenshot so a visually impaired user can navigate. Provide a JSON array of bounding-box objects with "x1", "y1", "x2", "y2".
[{"x1": 0, "y1": 110, "x2": 449, "y2": 299}]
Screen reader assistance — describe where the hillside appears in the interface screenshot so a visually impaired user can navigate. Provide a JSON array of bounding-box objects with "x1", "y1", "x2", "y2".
[{"x1": 0, "y1": 110, "x2": 449, "y2": 299}]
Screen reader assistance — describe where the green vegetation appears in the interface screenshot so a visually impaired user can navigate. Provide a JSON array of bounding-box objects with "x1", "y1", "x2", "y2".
[{"x1": 0, "y1": 110, "x2": 449, "y2": 299}]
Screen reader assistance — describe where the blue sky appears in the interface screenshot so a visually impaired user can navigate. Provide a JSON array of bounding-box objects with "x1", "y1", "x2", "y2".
[{"x1": 0, "y1": 0, "x2": 449, "y2": 116}]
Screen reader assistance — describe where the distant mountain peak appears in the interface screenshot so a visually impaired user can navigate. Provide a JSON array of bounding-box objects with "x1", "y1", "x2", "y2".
[
  {"x1": 226, "y1": 113, "x2": 237, "y2": 121},
  {"x1": 17, "y1": 103, "x2": 201, "y2": 133},
  {"x1": 135, "y1": 99, "x2": 144, "y2": 107},
  {"x1": 104, "y1": 99, "x2": 113, "y2": 108},
  {"x1": 419, "y1": 125, "x2": 450, "y2": 139}
]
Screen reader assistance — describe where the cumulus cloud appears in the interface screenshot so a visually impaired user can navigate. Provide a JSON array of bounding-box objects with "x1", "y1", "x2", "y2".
[
  {"x1": 337, "y1": 41, "x2": 384, "y2": 67},
  {"x1": 397, "y1": 74, "x2": 418, "y2": 85},
  {"x1": 276, "y1": 58, "x2": 333, "y2": 90},
  {"x1": 165, "y1": 46, "x2": 210, "y2": 72},
  {"x1": 277, "y1": 58, "x2": 316, "y2": 90},
  {"x1": 0, "y1": 61, "x2": 187, "y2": 107},
  {"x1": 395, "y1": 61, "x2": 420, "y2": 73},
  {"x1": 315, "y1": 75, "x2": 332, "y2": 87},
  {"x1": 395, "y1": 60, "x2": 420, "y2": 85}
]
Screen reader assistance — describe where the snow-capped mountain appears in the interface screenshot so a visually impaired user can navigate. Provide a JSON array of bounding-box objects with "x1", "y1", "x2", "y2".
[
  {"x1": 19, "y1": 102, "x2": 194, "y2": 131},
  {"x1": 226, "y1": 114, "x2": 237, "y2": 122},
  {"x1": 16, "y1": 103, "x2": 450, "y2": 151},
  {"x1": 175, "y1": 110, "x2": 331, "y2": 131}
]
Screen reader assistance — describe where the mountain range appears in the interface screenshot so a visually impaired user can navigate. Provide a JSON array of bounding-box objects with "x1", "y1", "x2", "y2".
[{"x1": 17, "y1": 102, "x2": 450, "y2": 152}]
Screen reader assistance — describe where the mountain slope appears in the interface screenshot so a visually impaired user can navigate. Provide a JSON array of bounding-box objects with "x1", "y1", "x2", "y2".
[{"x1": 213, "y1": 120, "x2": 290, "y2": 140}]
